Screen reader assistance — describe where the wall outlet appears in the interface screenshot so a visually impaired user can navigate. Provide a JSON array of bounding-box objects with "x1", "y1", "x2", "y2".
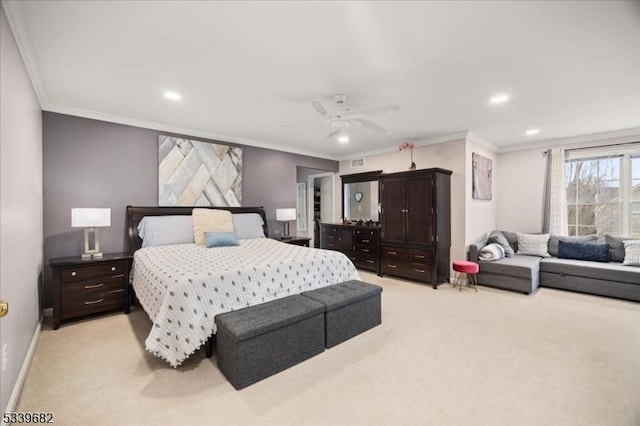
[{"x1": 1, "y1": 343, "x2": 7, "y2": 372}]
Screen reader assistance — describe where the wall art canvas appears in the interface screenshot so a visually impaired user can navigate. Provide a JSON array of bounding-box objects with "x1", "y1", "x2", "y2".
[
  {"x1": 158, "y1": 135, "x2": 242, "y2": 206},
  {"x1": 472, "y1": 152, "x2": 492, "y2": 200}
]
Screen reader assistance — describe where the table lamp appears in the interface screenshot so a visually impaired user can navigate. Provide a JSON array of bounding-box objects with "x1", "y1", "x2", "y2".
[
  {"x1": 71, "y1": 208, "x2": 111, "y2": 259},
  {"x1": 276, "y1": 208, "x2": 296, "y2": 239}
]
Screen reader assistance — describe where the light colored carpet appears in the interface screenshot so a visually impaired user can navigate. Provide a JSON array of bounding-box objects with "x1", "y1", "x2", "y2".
[{"x1": 16, "y1": 271, "x2": 640, "y2": 425}]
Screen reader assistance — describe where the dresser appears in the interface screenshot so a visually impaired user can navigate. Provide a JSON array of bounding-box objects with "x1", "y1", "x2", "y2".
[
  {"x1": 379, "y1": 168, "x2": 451, "y2": 288},
  {"x1": 319, "y1": 224, "x2": 380, "y2": 273},
  {"x1": 50, "y1": 253, "x2": 131, "y2": 329}
]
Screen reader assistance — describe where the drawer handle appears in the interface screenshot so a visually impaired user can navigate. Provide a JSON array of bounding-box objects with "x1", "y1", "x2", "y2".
[
  {"x1": 366, "y1": 260, "x2": 375, "y2": 264},
  {"x1": 414, "y1": 255, "x2": 425, "y2": 259},
  {"x1": 71, "y1": 271, "x2": 77, "y2": 277},
  {"x1": 84, "y1": 298, "x2": 104, "y2": 305},
  {"x1": 414, "y1": 268, "x2": 425, "y2": 273},
  {"x1": 111, "y1": 266, "x2": 116, "y2": 271},
  {"x1": 84, "y1": 283, "x2": 103, "y2": 289},
  {"x1": 361, "y1": 249, "x2": 370, "y2": 253},
  {"x1": 387, "y1": 251, "x2": 397, "y2": 255},
  {"x1": 387, "y1": 264, "x2": 397, "y2": 268},
  {"x1": 362, "y1": 239, "x2": 370, "y2": 243}
]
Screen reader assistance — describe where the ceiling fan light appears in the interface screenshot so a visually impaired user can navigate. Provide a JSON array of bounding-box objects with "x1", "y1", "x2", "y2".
[
  {"x1": 331, "y1": 119, "x2": 351, "y2": 129},
  {"x1": 338, "y1": 135, "x2": 350, "y2": 143}
]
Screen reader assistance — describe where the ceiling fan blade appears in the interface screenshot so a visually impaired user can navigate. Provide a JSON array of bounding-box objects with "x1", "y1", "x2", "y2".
[
  {"x1": 323, "y1": 129, "x2": 341, "y2": 140},
  {"x1": 341, "y1": 104, "x2": 400, "y2": 117},
  {"x1": 280, "y1": 123, "x2": 322, "y2": 127},
  {"x1": 311, "y1": 99, "x2": 331, "y2": 118},
  {"x1": 353, "y1": 118, "x2": 386, "y2": 133}
]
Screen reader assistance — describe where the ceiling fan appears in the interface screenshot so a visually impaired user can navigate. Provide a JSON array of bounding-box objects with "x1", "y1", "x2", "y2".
[{"x1": 309, "y1": 94, "x2": 400, "y2": 140}]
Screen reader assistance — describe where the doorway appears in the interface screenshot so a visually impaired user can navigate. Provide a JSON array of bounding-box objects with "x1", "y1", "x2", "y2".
[{"x1": 308, "y1": 172, "x2": 335, "y2": 248}]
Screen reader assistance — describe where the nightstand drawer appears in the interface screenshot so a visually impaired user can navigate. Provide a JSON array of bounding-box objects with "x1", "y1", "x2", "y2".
[
  {"x1": 61, "y1": 262, "x2": 125, "y2": 282},
  {"x1": 61, "y1": 288, "x2": 125, "y2": 319},
  {"x1": 62, "y1": 276, "x2": 124, "y2": 298}
]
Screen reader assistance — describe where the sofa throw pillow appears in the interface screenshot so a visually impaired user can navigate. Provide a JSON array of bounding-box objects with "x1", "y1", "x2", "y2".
[
  {"x1": 548, "y1": 234, "x2": 598, "y2": 257},
  {"x1": 558, "y1": 240, "x2": 610, "y2": 263},
  {"x1": 516, "y1": 233, "x2": 551, "y2": 257},
  {"x1": 622, "y1": 240, "x2": 640, "y2": 266},
  {"x1": 604, "y1": 234, "x2": 634, "y2": 262},
  {"x1": 204, "y1": 231, "x2": 240, "y2": 248},
  {"x1": 192, "y1": 208, "x2": 234, "y2": 246},
  {"x1": 487, "y1": 230, "x2": 514, "y2": 257},
  {"x1": 501, "y1": 230, "x2": 519, "y2": 252},
  {"x1": 479, "y1": 243, "x2": 505, "y2": 261}
]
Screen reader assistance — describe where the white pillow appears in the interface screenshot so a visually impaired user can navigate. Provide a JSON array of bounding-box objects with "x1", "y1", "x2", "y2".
[
  {"x1": 232, "y1": 213, "x2": 266, "y2": 239},
  {"x1": 622, "y1": 240, "x2": 640, "y2": 266},
  {"x1": 516, "y1": 233, "x2": 551, "y2": 257},
  {"x1": 137, "y1": 216, "x2": 194, "y2": 248},
  {"x1": 192, "y1": 209, "x2": 234, "y2": 246}
]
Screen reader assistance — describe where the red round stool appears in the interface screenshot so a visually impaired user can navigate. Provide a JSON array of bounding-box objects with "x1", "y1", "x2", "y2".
[{"x1": 452, "y1": 260, "x2": 479, "y2": 292}]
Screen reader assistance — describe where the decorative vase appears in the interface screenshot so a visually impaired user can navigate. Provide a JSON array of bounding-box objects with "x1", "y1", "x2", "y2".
[{"x1": 409, "y1": 149, "x2": 416, "y2": 170}]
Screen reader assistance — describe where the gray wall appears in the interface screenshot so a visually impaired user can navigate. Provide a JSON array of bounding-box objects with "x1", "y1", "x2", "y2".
[
  {"x1": 0, "y1": 4, "x2": 43, "y2": 414},
  {"x1": 43, "y1": 112, "x2": 337, "y2": 307}
]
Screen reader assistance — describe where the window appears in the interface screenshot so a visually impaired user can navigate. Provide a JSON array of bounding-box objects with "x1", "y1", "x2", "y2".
[{"x1": 565, "y1": 145, "x2": 640, "y2": 237}]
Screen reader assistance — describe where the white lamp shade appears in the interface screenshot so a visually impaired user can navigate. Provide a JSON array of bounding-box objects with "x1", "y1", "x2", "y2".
[
  {"x1": 276, "y1": 208, "x2": 296, "y2": 221},
  {"x1": 71, "y1": 208, "x2": 111, "y2": 227}
]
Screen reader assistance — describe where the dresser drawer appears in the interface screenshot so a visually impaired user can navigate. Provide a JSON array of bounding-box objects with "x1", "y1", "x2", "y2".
[
  {"x1": 381, "y1": 260, "x2": 432, "y2": 279},
  {"x1": 381, "y1": 247, "x2": 432, "y2": 264},
  {"x1": 355, "y1": 228, "x2": 379, "y2": 238},
  {"x1": 355, "y1": 235, "x2": 377, "y2": 245},
  {"x1": 355, "y1": 245, "x2": 378, "y2": 255},
  {"x1": 61, "y1": 261, "x2": 125, "y2": 282}
]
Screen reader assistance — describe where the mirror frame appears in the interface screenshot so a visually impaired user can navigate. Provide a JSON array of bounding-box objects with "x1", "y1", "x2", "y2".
[{"x1": 341, "y1": 170, "x2": 383, "y2": 222}]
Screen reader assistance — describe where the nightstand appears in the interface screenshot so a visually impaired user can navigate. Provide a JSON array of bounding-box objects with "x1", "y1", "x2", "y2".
[
  {"x1": 49, "y1": 253, "x2": 131, "y2": 329},
  {"x1": 273, "y1": 236, "x2": 311, "y2": 247}
]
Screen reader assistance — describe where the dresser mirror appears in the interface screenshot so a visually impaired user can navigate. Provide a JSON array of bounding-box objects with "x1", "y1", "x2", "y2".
[{"x1": 341, "y1": 170, "x2": 383, "y2": 223}]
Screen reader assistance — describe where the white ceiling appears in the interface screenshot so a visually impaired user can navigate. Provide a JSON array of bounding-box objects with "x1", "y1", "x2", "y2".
[{"x1": 4, "y1": 1, "x2": 640, "y2": 160}]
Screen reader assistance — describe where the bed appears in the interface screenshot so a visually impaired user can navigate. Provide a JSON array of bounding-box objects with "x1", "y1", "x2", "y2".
[{"x1": 126, "y1": 206, "x2": 359, "y2": 367}]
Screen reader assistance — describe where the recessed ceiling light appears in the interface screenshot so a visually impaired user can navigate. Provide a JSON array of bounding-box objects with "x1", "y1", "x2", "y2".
[
  {"x1": 338, "y1": 135, "x2": 350, "y2": 144},
  {"x1": 489, "y1": 94, "x2": 510, "y2": 105},
  {"x1": 164, "y1": 91, "x2": 182, "y2": 101},
  {"x1": 526, "y1": 129, "x2": 540, "y2": 136}
]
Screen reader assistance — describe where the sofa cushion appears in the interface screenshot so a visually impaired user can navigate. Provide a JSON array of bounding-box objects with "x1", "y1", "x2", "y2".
[
  {"x1": 516, "y1": 233, "x2": 550, "y2": 257},
  {"x1": 540, "y1": 258, "x2": 640, "y2": 285},
  {"x1": 548, "y1": 234, "x2": 598, "y2": 257},
  {"x1": 487, "y1": 231, "x2": 514, "y2": 257},
  {"x1": 605, "y1": 234, "x2": 634, "y2": 262},
  {"x1": 478, "y1": 255, "x2": 541, "y2": 279},
  {"x1": 558, "y1": 240, "x2": 609, "y2": 262}
]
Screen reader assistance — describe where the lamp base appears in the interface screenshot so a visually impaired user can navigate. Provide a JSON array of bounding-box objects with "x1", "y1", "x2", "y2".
[{"x1": 81, "y1": 252, "x2": 103, "y2": 260}]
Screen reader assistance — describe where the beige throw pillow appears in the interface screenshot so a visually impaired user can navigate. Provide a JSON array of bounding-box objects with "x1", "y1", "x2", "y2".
[{"x1": 192, "y1": 209, "x2": 234, "y2": 246}]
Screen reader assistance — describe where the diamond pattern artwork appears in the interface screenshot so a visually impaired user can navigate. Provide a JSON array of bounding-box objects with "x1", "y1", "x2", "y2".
[{"x1": 158, "y1": 135, "x2": 242, "y2": 206}]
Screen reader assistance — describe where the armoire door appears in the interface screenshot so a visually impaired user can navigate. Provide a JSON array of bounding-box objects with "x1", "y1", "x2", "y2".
[
  {"x1": 380, "y1": 178, "x2": 405, "y2": 244},
  {"x1": 405, "y1": 175, "x2": 434, "y2": 246}
]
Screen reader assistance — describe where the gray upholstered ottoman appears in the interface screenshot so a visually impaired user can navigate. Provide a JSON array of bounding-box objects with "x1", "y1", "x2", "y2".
[
  {"x1": 301, "y1": 280, "x2": 382, "y2": 348},
  {"x1": 215, "y1": 295, "x2": 325, "y2": 390}
]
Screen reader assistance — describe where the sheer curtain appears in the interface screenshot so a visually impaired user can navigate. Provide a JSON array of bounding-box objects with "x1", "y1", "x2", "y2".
[{"x1": 542, "y1": 147, "x2": 568, "y2": 235}]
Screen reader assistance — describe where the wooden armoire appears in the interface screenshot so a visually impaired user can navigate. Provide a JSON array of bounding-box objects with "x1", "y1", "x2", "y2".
[{"x1": 379, "y1": 168, "x2": 452, "y2": 288}]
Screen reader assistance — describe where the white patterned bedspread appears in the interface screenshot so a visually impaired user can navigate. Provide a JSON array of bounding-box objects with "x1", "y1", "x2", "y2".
[{"x1": 131, "y1": 238, "x2": 359, "y2": 367}]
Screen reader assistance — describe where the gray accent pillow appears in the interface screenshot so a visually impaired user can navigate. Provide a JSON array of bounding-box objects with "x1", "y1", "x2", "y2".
[
  {"x1": 488, "y1": 230, "x2": 515, "y2": 257},
  {"x1": 548, "y1": 234, "x2": 598, "y2": 257},
  {"x1": 605, "y1": 234, "x2": 634, "y2": 262},
  {"x1": 501, "y1": 230, "x2": 519, "y2": 252},
  {"x1": 232, "y1": 213, "x2": 266, "y2": 239}
]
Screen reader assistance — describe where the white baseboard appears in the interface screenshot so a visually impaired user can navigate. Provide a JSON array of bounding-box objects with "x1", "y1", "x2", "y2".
[{"x1": 1, "y1": 321, "x2": 41, "y2": 426}]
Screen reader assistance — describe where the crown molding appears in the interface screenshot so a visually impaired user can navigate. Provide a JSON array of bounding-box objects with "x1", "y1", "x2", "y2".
[
  {"x1": 42, "y1": 102, "x2": 341, "y2": 161},
  {"x1": 466, "y1": 131, "x2": 499, "y2": 152},
  {"x1": 2, "y1": 1, "x2": 47, "y2": 107},
  {"x1": 337, "y1": 131, "x2": 469, "y2": 162},
  {"x1": 497, "y1": 127, "x2": 640, "y2": 154}
]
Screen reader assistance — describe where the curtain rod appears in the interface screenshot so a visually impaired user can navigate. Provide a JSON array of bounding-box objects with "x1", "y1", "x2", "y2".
[
  {"x1": 565, "y1": 141, "x2": 639, "y2": 152},
  {"x1": 542, "y1": 141, "x2": 639, "y2": 157}
]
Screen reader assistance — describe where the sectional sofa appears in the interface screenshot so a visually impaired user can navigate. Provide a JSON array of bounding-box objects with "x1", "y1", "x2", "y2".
[{"x1": 468, "y1": 231, "x2": 640, "y2": 302}]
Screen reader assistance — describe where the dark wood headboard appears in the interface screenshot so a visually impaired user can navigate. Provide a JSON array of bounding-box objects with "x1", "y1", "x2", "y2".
[{"x1": 126, "y1": 206, "x2": 269, "y2": 255}]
